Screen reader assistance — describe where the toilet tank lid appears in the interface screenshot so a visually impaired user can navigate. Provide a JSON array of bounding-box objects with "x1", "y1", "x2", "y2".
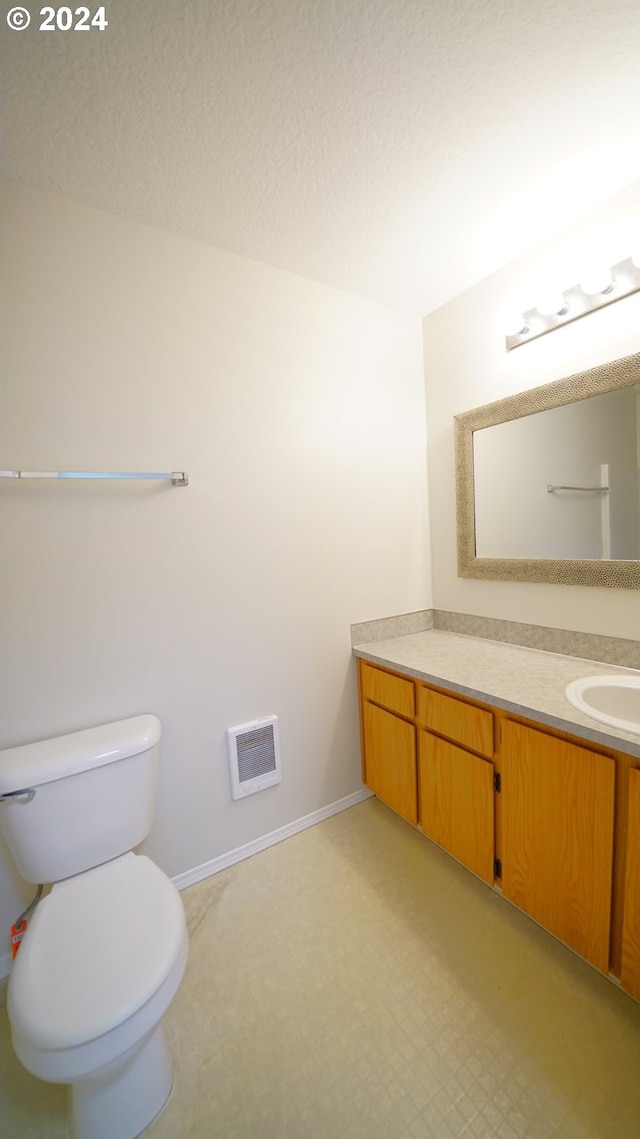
[{"x1": 0, "y1": 715, "x2": 161, "y2": 793}]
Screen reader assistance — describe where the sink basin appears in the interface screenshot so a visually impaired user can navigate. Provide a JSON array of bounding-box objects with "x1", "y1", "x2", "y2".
[{"x1": 565, "y1": 674, "x2": 640, "y2": 735}]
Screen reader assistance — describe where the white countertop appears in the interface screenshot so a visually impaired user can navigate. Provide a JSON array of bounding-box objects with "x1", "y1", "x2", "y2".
[{"x1": 354, "y1": 629, "x2": 640, "y2": 757}]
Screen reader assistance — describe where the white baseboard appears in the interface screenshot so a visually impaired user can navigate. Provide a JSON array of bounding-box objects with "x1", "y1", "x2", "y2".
[
  {"x1": 172, "y1": 787, "x2": 373, "y2": 891},
  {"x1": 0, "y1": 788, "x2": 373, "y2": 981}
]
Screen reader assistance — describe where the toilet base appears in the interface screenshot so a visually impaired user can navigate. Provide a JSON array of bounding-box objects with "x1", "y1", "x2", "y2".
[{"x1": 71, "y1": 1022, "x2": 175, "y2": 1139}]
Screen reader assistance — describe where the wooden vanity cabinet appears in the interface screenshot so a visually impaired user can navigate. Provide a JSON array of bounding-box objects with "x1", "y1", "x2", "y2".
[
  {"x1": 359, "y1": 662, "x2": 417, "y2": 825},
  {"x1": 359, "y1": 662, "x2": 497, "y2": 879},
  {"x1": 358, "y1": 657, "x2": 636, "y2": 996},
  {"x1": 500, "y1": 720, "x2": 615, "y2": 973},
  {"x1": 417, "y1": 685, "x2": 496, "y2": 884}
]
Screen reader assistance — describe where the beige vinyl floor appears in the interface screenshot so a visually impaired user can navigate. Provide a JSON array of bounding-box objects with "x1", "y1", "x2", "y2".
[{"x1": 1, "y1": 796, "x2": 639, "y2": 1139}]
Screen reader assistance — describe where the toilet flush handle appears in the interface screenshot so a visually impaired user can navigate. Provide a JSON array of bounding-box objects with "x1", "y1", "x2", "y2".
[{"x1": 0, "y1": 787, "x2": 36, "y2": 803}]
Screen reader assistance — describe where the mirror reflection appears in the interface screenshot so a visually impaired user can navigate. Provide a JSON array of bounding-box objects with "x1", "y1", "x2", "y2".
[{"x1": 473, "y1": 387, "x2": 640, "y2": 560}]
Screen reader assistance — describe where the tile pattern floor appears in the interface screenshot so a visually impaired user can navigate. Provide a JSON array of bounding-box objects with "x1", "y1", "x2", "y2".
[{"x1": 1, "y1": 797, "x2": 639, "y2": 1138}]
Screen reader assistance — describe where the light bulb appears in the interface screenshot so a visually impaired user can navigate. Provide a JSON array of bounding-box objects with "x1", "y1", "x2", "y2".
[
  {"x1": 580, "y1": 267, "x2": 614, "y2": 296},
  {"x1": 536, "y1": 294, "x2": 568, "y2": 317},
  {"x1": 505, "y1": 314, "x2": 529, "y2": 337}
]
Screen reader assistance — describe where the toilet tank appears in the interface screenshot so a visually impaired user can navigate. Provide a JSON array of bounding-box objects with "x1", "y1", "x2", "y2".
[{"x1": 0, "y1": 715, "x2": 161, "y2": 884}]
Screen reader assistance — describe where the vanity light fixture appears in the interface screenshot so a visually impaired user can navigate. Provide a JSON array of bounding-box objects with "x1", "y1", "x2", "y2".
[{"x1": 505, "y1": 254, "x2": 640, "y2": 351}]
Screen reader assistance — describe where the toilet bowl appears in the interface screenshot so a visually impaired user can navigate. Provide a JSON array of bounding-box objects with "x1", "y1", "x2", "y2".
[
  {"x1": 8, "y1": 852, "x2": 188, "y2": 1139},
  {"x1": 0, "y1": 715, "x2": 189, "y2": 1139}
]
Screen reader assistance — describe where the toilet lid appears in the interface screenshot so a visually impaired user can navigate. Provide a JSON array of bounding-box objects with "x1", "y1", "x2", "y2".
[{"x1": 8, "y1": 853, "x2": 186, "y2": 1050}]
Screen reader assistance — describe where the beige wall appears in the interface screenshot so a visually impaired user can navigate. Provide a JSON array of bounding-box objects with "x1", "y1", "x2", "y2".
[
  {"x1": 423, "y1": 180, "x2": 640, "y2": 635},
  {"x1": 0, "y1": 180, "x2": 430, "y2": 952}
]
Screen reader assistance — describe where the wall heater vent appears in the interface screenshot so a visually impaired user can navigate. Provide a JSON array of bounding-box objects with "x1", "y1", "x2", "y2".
[{"x1": 226, "y1": 715, "x2": 281, "y2": 800}]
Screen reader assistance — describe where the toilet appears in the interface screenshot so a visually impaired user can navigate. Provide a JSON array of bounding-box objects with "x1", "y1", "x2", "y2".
[{"x1": 0, "y1": 715, "x2": 188, "y2": 1139}]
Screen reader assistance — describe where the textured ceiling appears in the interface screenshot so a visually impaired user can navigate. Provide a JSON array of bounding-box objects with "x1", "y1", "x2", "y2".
[{"x1": 1, "y1": 0, "x2": 639, "y2": 313}]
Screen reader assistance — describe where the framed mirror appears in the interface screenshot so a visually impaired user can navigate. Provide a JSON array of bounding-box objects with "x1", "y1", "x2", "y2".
[{"x1": 454, "y1": 352, "x2": 640, "y2": 588}]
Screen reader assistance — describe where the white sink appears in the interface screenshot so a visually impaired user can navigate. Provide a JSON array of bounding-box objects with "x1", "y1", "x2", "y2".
[{"x1": 565, "y1": 674, "x2": 640, "y2": 736}]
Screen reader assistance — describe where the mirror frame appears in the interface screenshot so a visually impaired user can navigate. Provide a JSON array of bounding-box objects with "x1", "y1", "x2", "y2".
[{"x1": 454, "y1": 351, "x2": 640, "y2": 588}]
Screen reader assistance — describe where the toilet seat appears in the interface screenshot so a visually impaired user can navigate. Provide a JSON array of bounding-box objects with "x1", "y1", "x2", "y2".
[{"x1": 8, "y1": 853, "x2": 186, "y2": 1052}]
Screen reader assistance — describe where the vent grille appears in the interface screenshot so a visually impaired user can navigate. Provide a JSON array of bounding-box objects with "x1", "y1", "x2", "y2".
[
  {"x1": 237, "y1": 725, "x2": 277, "y2": 783},
  {"x1": 226, "y1": 715, "x2": 281, "y2": 800}
]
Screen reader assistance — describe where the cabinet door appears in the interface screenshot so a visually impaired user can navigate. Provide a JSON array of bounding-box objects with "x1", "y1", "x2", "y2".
[
  {"x1": 363, "y1": 701, "x2": 417, "y2": 825},
  {"x1": 419, "y1": 731, "x2": 495, "y2": 884},
  {"x1": 620, "y1": 768, "x2": 640, "y2": 999},
  {"x1": 501, "y1": 720, "x2": 615, "y2": 972}
]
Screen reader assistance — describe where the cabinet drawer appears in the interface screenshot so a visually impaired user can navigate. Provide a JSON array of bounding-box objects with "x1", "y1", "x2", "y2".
[
  {"x1": 417, "y1": 685, "x2": 494, "y2": 758},
  {"x1": 360, "y1": 662, "x2": 415, "y2": 718}
]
